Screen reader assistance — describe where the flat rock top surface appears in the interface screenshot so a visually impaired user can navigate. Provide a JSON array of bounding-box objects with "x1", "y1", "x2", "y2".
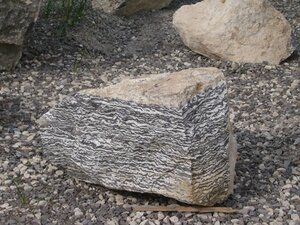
[{"x1": 81, "y1": 67, "x2": 223, "y2": 108}]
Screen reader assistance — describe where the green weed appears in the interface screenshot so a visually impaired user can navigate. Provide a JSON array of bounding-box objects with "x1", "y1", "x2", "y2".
[{"x1": 44, "y1": 0, "x2": 88, "y2": 34}]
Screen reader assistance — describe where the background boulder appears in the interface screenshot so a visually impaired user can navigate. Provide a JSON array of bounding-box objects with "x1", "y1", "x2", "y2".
[
  {"x1": 173, "y1": 0, "x2": 294, "y2": 64},
  {"x1": 0, "y1": 0, "x2": 41, "y2": 71},
  {"x1": 92, "y1": 0, "x2": 173, "y2": 16}
]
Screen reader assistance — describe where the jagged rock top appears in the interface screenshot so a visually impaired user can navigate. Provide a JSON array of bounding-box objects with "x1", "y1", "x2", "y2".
[{"x1": 80, "y1": 67, "x2": 224, "y2": 109}]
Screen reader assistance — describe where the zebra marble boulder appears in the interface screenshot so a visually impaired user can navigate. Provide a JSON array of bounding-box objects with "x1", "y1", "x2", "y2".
[{"x1": 39, "y1": 68, "x2": 237, "y2": 206}]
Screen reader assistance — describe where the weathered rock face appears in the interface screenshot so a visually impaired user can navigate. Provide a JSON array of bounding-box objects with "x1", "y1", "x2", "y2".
[
  {"x1": 173, "y1": 0, "x2": 293, "y2": 65},
  {"x1": 92, "y1": 0, "x2": 173, "y2": 16},
  {"x1": 0, "y1": 0, "x2": 41, "y2": 71},
  {"x1": 39, "y1": 68, "x2": 237, "y2": 206}
]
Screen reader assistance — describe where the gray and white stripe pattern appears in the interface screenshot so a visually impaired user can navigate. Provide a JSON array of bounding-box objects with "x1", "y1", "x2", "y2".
[{"x1": 40, "y1": 68, "x2": 236, "y2": 206}]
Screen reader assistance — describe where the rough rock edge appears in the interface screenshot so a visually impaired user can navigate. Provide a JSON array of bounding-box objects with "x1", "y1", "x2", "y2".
[{"x1": 80, "y1": 68, "x2": 224, "y2": 109}]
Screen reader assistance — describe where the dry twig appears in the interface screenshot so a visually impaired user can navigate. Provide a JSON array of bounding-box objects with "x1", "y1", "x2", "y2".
[{"x1": 132, "y1": 205, "x2": 239, "y2": 213}]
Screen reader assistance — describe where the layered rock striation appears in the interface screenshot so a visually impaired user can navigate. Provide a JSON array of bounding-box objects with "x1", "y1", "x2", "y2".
[{"x1": 39, "y1": 68, "x2": 237, "y2": 206}]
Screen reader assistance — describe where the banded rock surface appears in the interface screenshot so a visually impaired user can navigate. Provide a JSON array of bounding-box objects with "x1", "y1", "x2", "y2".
[
  {"x1": 39, "y1": 68, "x2": 237, "y2": 206},
  {"x1": 173, "y1": 0, "x2": 294, "y2": 65},
  {"x1": 92, "y1": 0, "x2": 173, "y2": 16}
]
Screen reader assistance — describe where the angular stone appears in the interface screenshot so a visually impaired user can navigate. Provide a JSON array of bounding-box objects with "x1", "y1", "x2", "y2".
[
  {"x1": 0, "y1": 0, "x2": 41, "y2": 71},
  {"x1": 92, "y1": 0, "x2": 173, "y2": 16},
  {"x1": 173, "y1": 0, "x2": 293, "y2": 65},
  {"x1": 39, "y1": 68, "x2": 237, "y2": 206}
]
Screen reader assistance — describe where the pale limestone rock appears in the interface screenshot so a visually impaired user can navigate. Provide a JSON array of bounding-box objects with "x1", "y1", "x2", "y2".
[
  {"x1": 81, "y1": 68, "x2": 224, "y2": 108},
  {"x1": 40, "y1": 68, "x2": 237, "y2": 206},
  {"x1": 173, "y1": 0, "x2": 293, "y2": 65},
  {"x1": 92, "y1": 0, "x2": 172, "y2": 16}
]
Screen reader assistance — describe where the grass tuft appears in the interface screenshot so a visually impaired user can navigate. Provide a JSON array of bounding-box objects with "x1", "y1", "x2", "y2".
[{"x1": 44, "y1": 0, "x2": 88, "y2": 34}]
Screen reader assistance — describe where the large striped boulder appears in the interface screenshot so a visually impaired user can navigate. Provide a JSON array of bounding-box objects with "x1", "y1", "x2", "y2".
[{"x1": 39, "y1": 68, "x2": 237, "y2": 206}]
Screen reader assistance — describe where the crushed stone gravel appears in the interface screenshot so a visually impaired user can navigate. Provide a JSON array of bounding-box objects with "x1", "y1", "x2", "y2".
[{"x1": 0, "y1": 0, "x2": 299, "y2": 224}]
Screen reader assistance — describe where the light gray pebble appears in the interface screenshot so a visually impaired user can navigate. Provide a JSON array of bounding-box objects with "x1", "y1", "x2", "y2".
[
  {"x1": 169, "y1": 216, "x2": 179, "y2": 223},
  {"x1": 74, "y1": 207, "x2": 84, "y2": 218}
]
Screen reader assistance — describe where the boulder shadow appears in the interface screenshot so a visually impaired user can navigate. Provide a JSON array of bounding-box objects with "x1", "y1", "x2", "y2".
[
  {"x1": 225, "y1": 127, "x2": 295, "y2": 207},
  {"x1": 91, "y1": 127, "x2": 295, "y2": 209}
]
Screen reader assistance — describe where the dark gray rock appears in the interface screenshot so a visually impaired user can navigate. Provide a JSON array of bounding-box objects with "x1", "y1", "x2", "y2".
[
  {"x1": 0, "y1": 0, "x2": 41, "y2": 71},
  {"x1": 92, "y1": 0, "x2": 173, "y2": 16}
]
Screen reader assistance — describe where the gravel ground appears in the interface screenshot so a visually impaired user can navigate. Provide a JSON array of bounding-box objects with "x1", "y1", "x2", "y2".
[{"x1": 1, "y1": 0, "x2": 299, "y2": 224}]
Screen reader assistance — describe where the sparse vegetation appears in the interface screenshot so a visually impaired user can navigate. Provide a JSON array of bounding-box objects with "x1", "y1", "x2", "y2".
[
  {"x1": 44, "y1": 0, "x2": 87, "y2": 33},
  {"x1": 12, "y1": 177, "x2": 29, "y2": 206}
]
